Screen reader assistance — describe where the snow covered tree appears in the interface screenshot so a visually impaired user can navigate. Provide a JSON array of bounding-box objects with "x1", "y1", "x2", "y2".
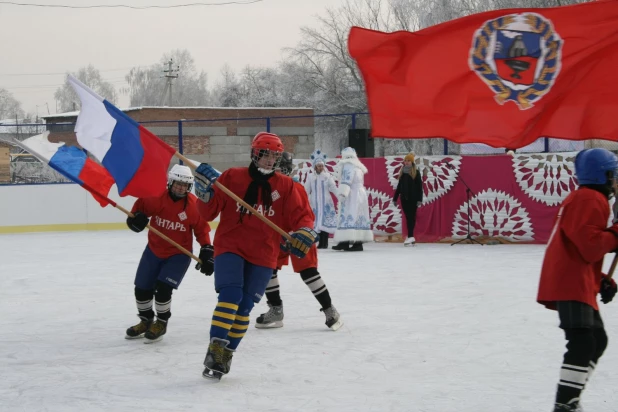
[
  {"x1": 0, "y1": 88, "x2": 24, "y2": 120},
  {"x1": 54, "y1": 65, "x2": 117, "y2": 113},
  {"x1": 124, "y1": 49, "x2": 210, "y2": 107}
]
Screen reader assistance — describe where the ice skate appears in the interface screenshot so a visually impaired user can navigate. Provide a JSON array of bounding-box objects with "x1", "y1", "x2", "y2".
[
  {"x1": 255, "y1": 303, "x2": 284, "y2": 329},
  {"x1": 143, "y1": 318, "x2": 167, "y2": 344},
  {"x1": 321, "y1": 305, "x2": 343, "y2": 331},
  {"x1": 203, "y1": 338, "x2": 233, "y2": 380},
  {"x1": 125, "y1": 316, "x2": 152, "y2": 340},
  {"x1": 553, "y1": 400, "x2": 583, "y2": 411},
  {"x1": 404, "y1": 237, "x2": 416, "y2": 247}
]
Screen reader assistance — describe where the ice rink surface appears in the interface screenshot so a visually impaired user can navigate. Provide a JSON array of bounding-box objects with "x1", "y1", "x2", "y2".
[{"x1": 2, "y1": 230, "x2": 618, "y2": 412}]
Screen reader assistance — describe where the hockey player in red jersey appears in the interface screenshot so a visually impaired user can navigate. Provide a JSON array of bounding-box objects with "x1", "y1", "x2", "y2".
[
  {"x1": 125, "y1": 164, "x2": 213, "y2": 343},
  {"x1": 538, "y1": 148, "x2": 618, "y2": 411},
  {"x1": 255, "y1": 152, "x2": 342, "y2": 331},
  {"x1": 193, "y1": 132, "x2": 318, "y2": 379}
]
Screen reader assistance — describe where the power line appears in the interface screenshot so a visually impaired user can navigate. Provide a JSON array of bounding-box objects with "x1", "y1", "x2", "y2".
[
  {"x1": 0, "y1": 0, "x2": 263, "y2": 9},
  {"x1": 0, "y1": 67, "x2": 140, "y2": 76}
]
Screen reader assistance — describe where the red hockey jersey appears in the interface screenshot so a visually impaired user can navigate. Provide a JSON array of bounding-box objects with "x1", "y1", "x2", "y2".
[
  {"x1": 537, "y1": 187, "x2": 618, "y2": 311},
  {"x1": 131, "y1": 191, "x2": 211, "y2": 259},
  {"x1": 198, "y1": 167, "x2": 315, "y2": 269},
  {"x1": 276, "y1": 180, "x2": 319, "y2": 272}
]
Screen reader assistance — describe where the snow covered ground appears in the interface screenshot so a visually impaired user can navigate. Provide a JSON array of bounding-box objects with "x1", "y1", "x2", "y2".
[{"x1": 2, "y1": 230, "x2": 618, "y2": 412}]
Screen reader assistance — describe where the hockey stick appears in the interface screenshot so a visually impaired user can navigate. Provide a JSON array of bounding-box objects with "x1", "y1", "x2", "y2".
[
  {"x1": 10, "y1": 137, "x2": 201, "y2": 264},
  {"x1": 175, "y1": 152, "x2": 294, "y2": 242}
]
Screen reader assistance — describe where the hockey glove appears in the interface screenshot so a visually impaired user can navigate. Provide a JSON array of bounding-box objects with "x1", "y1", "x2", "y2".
[
  {"x1": 195, "y1": 163, "x2": 221, "y2": 184},
  {"x1": 600, "y1": 275, "x2": 617, "y2": 304},
  {"x1": 194, "y1": 179, "x2": 215, "y2": 203},
  {"x1": 127, "y1": 212, "x2": 149, "y2": 233},
  {"x1": 289, "y1": 227, "x2": 318, "y2": 258},
  {"x1": 195, "y1": 244, "x2": 214, "y2": 276}
]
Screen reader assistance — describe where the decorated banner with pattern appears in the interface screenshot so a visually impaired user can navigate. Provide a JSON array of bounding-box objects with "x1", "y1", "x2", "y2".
[{"x1": 296, "y1": 152, "x2": 578, "y2": 244}]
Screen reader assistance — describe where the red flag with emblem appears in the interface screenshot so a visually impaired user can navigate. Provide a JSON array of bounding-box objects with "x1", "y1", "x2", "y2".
[{"x1": 348, "y1": 0, "x2": 618, "y2": 149}]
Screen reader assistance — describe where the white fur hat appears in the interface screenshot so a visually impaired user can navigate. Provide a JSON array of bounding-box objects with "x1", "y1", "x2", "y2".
[{"x1": 341, "y1": 147, "x2": 358, "y2": 159}]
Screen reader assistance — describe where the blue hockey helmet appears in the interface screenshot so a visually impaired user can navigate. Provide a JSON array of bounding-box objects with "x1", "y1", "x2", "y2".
[{"x1": 574, "y1": 148, "x2": 618, "y2": 185}]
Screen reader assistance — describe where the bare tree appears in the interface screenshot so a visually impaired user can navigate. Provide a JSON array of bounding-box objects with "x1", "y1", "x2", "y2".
[{"x1": 54, "y1": 65, "x2": 118, "y2": 113}]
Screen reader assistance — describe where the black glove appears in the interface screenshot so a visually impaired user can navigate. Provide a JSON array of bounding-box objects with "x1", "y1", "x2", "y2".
[
  {"x1": 127, "y1": 212, "x2": 149, "y2": 233},
  {"x1": 393, "y1": 194, "x2": 399, "y2": 203},
  {"x1": 195, "y1": 244, "x2": 214, "y2": 276},
  {"x1": 601, "y1": 275, "x2": 617, "y2": 304}
]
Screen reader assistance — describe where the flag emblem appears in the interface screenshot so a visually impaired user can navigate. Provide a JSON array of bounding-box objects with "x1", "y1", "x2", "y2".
[{"x1": 469, "y1": 13, "x2": 563, "y2": 110}]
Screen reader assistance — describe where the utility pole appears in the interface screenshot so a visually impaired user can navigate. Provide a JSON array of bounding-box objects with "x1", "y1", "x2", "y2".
[{"x1": 162, "y1": 58, "x2": 179, "y2": 106}]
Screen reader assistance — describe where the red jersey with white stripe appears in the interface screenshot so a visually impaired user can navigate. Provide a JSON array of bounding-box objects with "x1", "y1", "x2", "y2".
[
  {"x1": 197, "y1": 167, "x2": 315, "y2": 269},
  {"x1": 538, "y1": 187, "x2": 618, "y2": 311},
  {"x1": 131, "y1": 191, "x2": 211, "y2": 259}
]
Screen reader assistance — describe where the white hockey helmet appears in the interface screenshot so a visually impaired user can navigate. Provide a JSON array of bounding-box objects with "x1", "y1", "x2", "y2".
[{"x1": 168, "y1": 164, "x2": 194, "y2": 195}]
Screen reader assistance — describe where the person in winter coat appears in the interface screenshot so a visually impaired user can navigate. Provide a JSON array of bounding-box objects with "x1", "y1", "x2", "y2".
[
  {"x1": 332, "y1": 147, "x2": 373, "y2": 252},
  {"x1": 393, "y1": 153, "x2": 423, "y2": 246},
  {"x1": 537, "y1": 148, "x2": 618, "y2": 412},
  {"x1": 304, "y1": 149, "x2": 338, "y2": 249}
]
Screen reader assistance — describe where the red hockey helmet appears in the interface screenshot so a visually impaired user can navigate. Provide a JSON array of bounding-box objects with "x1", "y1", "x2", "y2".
[
  {"x1": 252, "y1": 132, "x2": 284, "y2": 152},
  {"x1": 251, "y1": 132, "x2": 284, "y2": 173}
]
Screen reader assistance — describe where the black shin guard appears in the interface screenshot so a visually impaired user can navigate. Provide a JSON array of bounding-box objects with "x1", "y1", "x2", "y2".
[
  {"x1": 154, "y1": 281, "x2": 174, "y2": 321},
  {"x1": 134, "y1": 287, "x2": 155, "y2": 319},
  {"x1": 555, "y1": 328, "x2": 596, "y2": 406}
]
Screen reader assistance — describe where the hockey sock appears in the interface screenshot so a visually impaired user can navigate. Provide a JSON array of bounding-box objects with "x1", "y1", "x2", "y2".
[
  {"x1": 300, "y1": 268, "x2": 331, "y2": 309},
  {"x1": 226, "y1": 294, "x2": 255, "y2": 350},
  {"x1": 210, "y1": 287, "x2": 243, "y2": 341},
  {"x1": 154, "y1": 281, "x2": 174, "y2": 321},
  {"x1": 265, "y1": 270, "x2": 282, "y2": 306},
  {"x1": 134, "y1": 287, "x2": 154, "y2": 319},
  {"x1": 555, "y1": 328, "x2": 596, "y2": 405}
]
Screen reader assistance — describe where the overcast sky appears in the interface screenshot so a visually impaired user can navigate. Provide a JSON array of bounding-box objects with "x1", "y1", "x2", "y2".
[{"x1": 0, "y1": 0, "x2": 347, "y2": 117}]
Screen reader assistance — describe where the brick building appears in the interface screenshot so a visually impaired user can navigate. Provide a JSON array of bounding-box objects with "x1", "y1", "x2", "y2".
[{"x1": 42, "y1": 107, "x2": 315, "y2": 172}]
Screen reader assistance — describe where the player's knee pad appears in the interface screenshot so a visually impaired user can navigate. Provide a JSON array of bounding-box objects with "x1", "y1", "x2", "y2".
[
  {"x1": 237, "y1": 293, "x2": 257, "y2": 317},
  {"x1": 134, "y1": 287, "x2": 154, "y2": 301},
  {"x1": 154, "y1": 281, "x2": 174, "y2": 302},
  {"x1": 300, "y1": 267, "x2": 319, "y2": 280},
  {"x1": 218, "y1": 286, "x2": 244, "y2": 306},
  {"x1": 564, "y1": 328, "x2": 596, "y2": 363}
]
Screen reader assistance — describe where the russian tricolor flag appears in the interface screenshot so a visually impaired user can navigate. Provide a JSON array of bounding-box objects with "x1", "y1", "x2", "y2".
[
  {"x1": 17, "y1": 132, "x2": 115, "y2": 207},
  {"x1": 68, "y1": 75, "x2": 176, "y2": 198}
]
